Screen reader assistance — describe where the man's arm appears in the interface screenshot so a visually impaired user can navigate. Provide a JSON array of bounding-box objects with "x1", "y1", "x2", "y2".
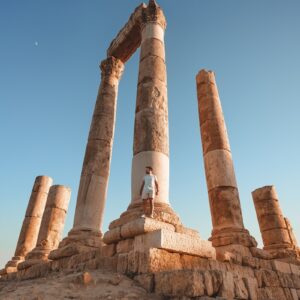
[
  {"x1": 155, "y1": 178, "x2": 159, "y2": 195},
  {"x1": 140, "y1": 180, "x2": 145, "y2": 196}
]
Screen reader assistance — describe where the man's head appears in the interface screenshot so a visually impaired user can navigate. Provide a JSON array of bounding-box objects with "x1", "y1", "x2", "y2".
[{"x1": 145, "y1": 166, "x2": 153, "y2": 174}]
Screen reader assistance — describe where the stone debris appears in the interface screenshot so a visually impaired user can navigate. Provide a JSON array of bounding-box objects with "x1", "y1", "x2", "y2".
[{"x1": 0, "y1": 269, "x2": 162, "y2": 300}]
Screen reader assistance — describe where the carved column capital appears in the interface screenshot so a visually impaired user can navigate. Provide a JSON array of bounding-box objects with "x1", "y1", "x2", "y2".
[
  {"x1": 100, "y1": 56, "x2": 124, "y2": 80},
  {"x1": 141, "y1": 0, "x2": 167, "y2": 30}
]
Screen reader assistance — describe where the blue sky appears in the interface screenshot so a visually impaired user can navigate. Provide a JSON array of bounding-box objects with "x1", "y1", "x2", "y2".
[{"x1": 1, "y1": 0, "x2": 300, "y2": 267}]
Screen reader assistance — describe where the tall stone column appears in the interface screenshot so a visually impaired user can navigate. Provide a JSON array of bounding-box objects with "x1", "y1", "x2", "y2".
[
  {"x1": 18, "y1": 185, "x2": 71, "y2": 269},
  {"x1": 130, "y1": 0, "x2": 169, "y2": 209},
  {"x1": 252, "y1": 185, "x2": 299, "y2": 259},
  {"x1": 196, "y1": 70, "x2": 256, "y2": 250},
  {"x1": 49, "y1": 57, "x2": 124, "y2": 259},
  {"x1": 103, "y1": 1, "x2": 186, "y2": 243},
  {"x1": 2, "y1": 176, "x2": 52, "y2": 273}
]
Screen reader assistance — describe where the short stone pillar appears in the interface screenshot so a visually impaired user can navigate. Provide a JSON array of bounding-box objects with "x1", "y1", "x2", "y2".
[
  {"x1": 196, "y1": 70, "x2": 256, "y2": 251},
  {"x1": 2, "y1": 176, "x2": 52, "y2": 273},
  {"x1": 49, "y1": 57, "x2": 124, "y2": 259},
  {"x1": 252, "y1": 185, "x2": 299, "y2": 259},
  {"x1": 18, "y1": 185, "x2": 71, "y2": 269}
]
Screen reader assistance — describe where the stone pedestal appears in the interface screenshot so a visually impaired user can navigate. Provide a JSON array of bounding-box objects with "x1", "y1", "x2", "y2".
[
  {"x1": 252, "y1": 185, "x2": 300, "y2": 260},
  {"x1": 196, "y1": 70, "x2": 257, "y2": 253},
  {"x1": 18, "y1": 185, "x2": 71, "y2": 269},
  {"x1": 49, "y1": 57, "x2": 124, "y2": 260},
  {"x1": 1, "y1": 176, "x2": 52, "y2": 273},
  {"x1": 102, "y1": 217, "x2": 215, "y2": 275}
]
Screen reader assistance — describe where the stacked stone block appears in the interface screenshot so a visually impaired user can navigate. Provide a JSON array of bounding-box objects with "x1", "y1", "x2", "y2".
[
  {"x1": 252, "y1": 185, "x2": 300, "y2": 259},
  {"x1": 18, "y1": 185, "x2": 71, "y2": 269},
  {"x1": 0, "y1": 176, "x2": 52, "y2": 274}
]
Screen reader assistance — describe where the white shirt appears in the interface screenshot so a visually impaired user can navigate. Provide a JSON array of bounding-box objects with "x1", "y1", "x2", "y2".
[{"x1": 143, "y1": 174, "x2": 157, "y2": 193}]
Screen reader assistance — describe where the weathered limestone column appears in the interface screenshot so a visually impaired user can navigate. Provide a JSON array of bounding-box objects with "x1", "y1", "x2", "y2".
[
  {"x1": 196, "y1": 70, "x2": 256, "y2": 250},
  {"x1": 49, "y1": 57, "x2": 124, "y2": 259},
  {"x1": 103, "y1": 1, "x2": 191, "y2": 245},
  {"x1": 2, "y1": 176, "x2": 52, "y2": 273},
  {"x1": 252, "y1": 185, "x2": 299, "y2": 258},
  {"x1": 72, "y1": 57, "x2": 124, "y2": 234},
  {"x1": 130, "y1": 0, "x2": 169, "y2": 208},
  {"x1": 18, "y1": 185, "x2": 71, "y2": 269}
]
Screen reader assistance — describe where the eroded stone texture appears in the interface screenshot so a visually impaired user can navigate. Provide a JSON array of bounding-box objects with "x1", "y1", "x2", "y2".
[
  {"x1": 18, "y1": 185, "x2": 71, "y2": 269},
  {"x1": 131, "y1": 0, "x2": 169, "y2": 206},
  {"x1": 196, "y1": 69, "x2": 256, "y2": 249},
  {"x1": 74, "y1": 56, "x2": 124, "y2": 233},
  {"x1": 103, "y1": 0, "x2": 182, "y2": 244},
  {"x1": 4, "y1": 176, "x2": 52, "y2": 272},
  {"x1": 133, "y1": 229, "x2": 216, "y2": 259},
  {"x1": 50, "y1": 57, "x2": 124, "y2": 260},
  {"x1": 107, "y1": 4, "x2": 145, "y2": 62},
  {"x1": 252, "y1": 185, "x2": 300, "y2": 260}
]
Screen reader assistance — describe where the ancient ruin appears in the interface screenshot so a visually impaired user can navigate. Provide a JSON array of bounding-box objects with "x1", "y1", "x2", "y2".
[
  {"x1": 18, "y1": 185, "x2": 71, "y2": 270},
  {"x1": 0, "y1": 176, "x2": 53, "y2": 275},
  {"x1": 1, "y1": 1, "x2": 300, "y2": 299},
  {"x1": 196, "y1": 70, "x2": 257, "y2": 258},
  {"x1": 252, "y1": 186, "x2": 300, "y2": 260}
]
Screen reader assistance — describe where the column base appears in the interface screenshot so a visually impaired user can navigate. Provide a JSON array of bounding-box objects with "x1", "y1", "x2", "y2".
[
  {"x1": 26, "y1": 247, "x2": 50, "y2": 260},
  {"x1": 0, "y1": 256, "x2": 25, "y2": 275},
  {"x1": 108, "y1": 202, "x2": 182, "y2": 231},
  {"x1": 48, "y1": 229, "x2": 103, "y2": 260},
  {"x1": 263, "y1": 244, "x2": 300, "y2": 261},
  {"x1": 17, "y1": 258, "x2": 49, "y2": 271},
  {"x1": 210, "y1": 227, "x2": 257, "y2": 248},
  {"x1": 17, "y1": 247, "x2": 52, "y2": 270},
  {"x1": 103, "y1": 202, "x2": 200, "y2": 247}
]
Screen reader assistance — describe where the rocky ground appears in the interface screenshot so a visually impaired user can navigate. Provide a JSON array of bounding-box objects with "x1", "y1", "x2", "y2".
[{"x1": 0, "y1": 270, "x2": 162, "y2": 300}]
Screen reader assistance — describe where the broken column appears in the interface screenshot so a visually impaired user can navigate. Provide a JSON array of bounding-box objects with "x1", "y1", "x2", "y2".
[
  {"x1": 18, "y1": 185, "x2": 71, "y2": 269},
  {"x1": 2, "y1": 176, "x2": 52, "y2": 273},
  {"x1": 49, "y1": 57, "x2": 124, "y2": 259},
  {"x1": 196, "y1": 70, "x2": 256, "y2": 252},
  {"x1": 252, "y1": 185, "x2": 299, "y2": 259}
]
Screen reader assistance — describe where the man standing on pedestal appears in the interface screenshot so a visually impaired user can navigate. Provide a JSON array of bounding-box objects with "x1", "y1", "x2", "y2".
[{"x1": 140, "y1": 166, "x2": 159, "y2": 218}]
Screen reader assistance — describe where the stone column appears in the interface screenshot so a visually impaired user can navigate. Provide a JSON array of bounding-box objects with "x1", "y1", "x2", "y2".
[
  {"x1": 49, "y1": 57, "x2": 124, "y2": 259},
  {"x1": 252, "y1": 185, "x2": 299, "y2": 258},
  {"x1": 18, "y1": 185, "x2": 71, "y2": 269},
  {"x1": 3, "y1": 176, "x2": 52, "y2": 273},
  {"x1": 130, "y1": 0, "x2": 169, "y2": 208},
  {"x1": 196, "y1": 70, "x2": 256, "y2": 249}
]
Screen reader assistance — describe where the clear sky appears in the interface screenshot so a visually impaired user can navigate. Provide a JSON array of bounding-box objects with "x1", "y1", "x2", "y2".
[{"x1": 1, "y1": 0, "x2": 300, "y2": 267}]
